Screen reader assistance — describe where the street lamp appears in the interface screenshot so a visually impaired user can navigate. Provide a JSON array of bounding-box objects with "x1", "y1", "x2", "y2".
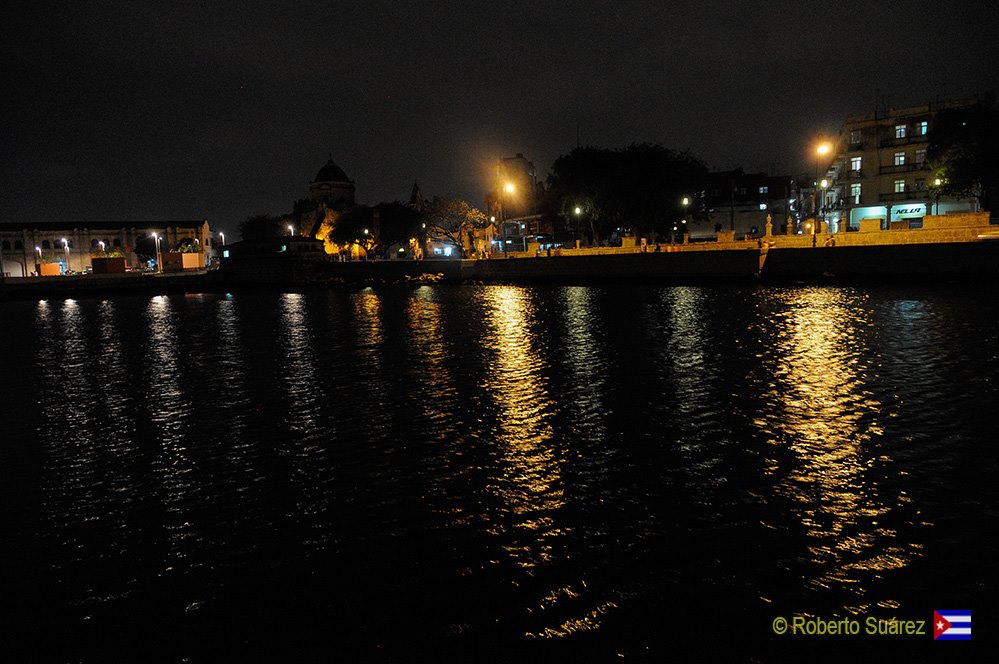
[
  {"x1": 62, "y1": 238, "x2": 69, "y2": 273},
  {"x1": 681, "y1": 196, "x2": 690, "y2": 244},
  {"x1": 98, "y1": 240, "x2": 105, "y2": 254},
  {"x1": 815, "y1": 141, "x2": 831, "y2": 229},
  {"x1": 152, "y1": 232, "x2": 162, "y2": 272},
  {"x1": 219, "y1": 232, "x2": 225, "y2": 245},
  {"x1": 573, "y1": 206, "x2": 582, "y2": 247},
  {"x1": 287, "y1": 224, "x2": 294, "y2": 236}
]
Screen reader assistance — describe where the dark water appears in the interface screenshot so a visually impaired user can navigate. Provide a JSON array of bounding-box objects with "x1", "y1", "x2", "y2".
[{"x1": 2, "y1": 284, "x2": 997, "y2": 661}]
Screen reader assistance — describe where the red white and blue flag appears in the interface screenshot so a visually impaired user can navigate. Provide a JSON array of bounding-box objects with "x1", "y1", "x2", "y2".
[{"x1": 934, "y1": 610, "x2": 971, "y2": 641}]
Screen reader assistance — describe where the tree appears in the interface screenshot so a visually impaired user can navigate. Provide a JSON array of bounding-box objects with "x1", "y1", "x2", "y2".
[
  {"x1": 927, "y1": 94, "x2": 999, "y2": 215},
  {"x1": 545, "y1": 144, "x2": 709, "y2": 244},
  {"x1": 376, "y1": 202, "x2": 421, "y2": 251},
  {"x1": 238, "y1": 214, "x2": 286, "y2": 240},
  {"x1": 422, "y1": 197, "x2": 487, "y2": 256}
]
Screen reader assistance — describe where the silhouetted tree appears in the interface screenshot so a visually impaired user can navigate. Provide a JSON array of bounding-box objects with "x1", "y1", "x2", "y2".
[
  {"x1": 238, "y1": 214, "x2": 286, "y2": 240},
  {"x1": 546, "y1": 144, "x2": 709, "y2": 243},
  {"x1": 928, "y1": 94, "x2": 999, "y2": 214},
  {"x1": 375, "y1": 202, "x2": 421, "y2": 256}
]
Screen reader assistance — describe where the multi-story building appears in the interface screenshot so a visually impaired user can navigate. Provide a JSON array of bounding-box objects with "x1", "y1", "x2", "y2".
[
  {"x1": 820, "y1": 97, "x2": 979, "y2": 233},
  {"x1": 697, "y1": 170, "x2": 798, "y2": 238}
]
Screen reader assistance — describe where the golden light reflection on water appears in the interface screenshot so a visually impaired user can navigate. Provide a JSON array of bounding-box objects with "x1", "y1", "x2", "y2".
[
  {"x1": 759, "y1": 288, "x2": 916, "y2": 607},
  {"x1": 478, "y1": 287, "x2": 609, "y2": 639},
  {"x1": 480, "y1": 287, "x2": 564, "y2": 551}
]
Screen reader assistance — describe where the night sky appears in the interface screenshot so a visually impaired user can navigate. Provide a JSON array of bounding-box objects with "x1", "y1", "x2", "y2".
[{"x1": 3, "y1": 1, "x2": 997, "y2": 233}]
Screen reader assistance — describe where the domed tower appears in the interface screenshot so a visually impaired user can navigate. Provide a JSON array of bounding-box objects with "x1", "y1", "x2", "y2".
[{"x1": 309, "y1": 154, "x2": 356, "y2": 209}]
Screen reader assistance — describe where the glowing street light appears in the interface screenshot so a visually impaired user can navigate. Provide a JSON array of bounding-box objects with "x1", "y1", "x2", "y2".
[
  {"x1": 219, "y1": 232, "x2": 225, "y2": 245},
  {"x1": 504, "y1": 182, "x2": 516, "y2": 194},
  {"x1": 152, "y1": 232, "x2": 162, "y2": 272},
  {"x1": 287, "y1": 224, "x2": 295, "y2": 236},
  {"x1": 814, "y1": 140, "x2": 832, "y2": 231},
  {"x1": 62, "y1": 238, "x2": 69, "y2": 272},
  {"x1": 98, "y1": 240, "x2": 105, "y2": 254}
]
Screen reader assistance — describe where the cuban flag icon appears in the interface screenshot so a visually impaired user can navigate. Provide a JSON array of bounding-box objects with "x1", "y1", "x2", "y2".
[{"x1": 934, "y1": 610, "x2": 972, "y2": 641}]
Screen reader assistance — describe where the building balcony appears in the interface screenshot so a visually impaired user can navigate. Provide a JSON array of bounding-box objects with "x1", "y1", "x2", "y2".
[
  {"x1": 879, "y1": 163, "x2": 930, "y2": 175},
  {"x1": 879, "y1": 134, "x2": 929, "y2": 148},
  {"x1": 879, "y1": 191, "x2": 930, "y2": 202}
]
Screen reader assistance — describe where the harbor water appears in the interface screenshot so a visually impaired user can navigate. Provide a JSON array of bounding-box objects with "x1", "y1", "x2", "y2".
[{"x1": 1, "y1": 284, "x2": 996, "y2": 660}]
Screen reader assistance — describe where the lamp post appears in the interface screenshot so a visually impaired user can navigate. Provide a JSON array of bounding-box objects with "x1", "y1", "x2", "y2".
[
  {"x1": 573, "y1": 206, "x2": 582, "y2": 247},
  {"x1": 62, "y1": 238, "x2": 69, "y2": 273},
  {"x1": 819, "y1": 179, "x2": 829, "y2": 232},
  {"x1": 152, "y1": 232, "x2": 162, "y2": 272},
  {"x1": 287, "y1": 224, "x2": 295, "y2": 236},
  {"x1": 681, "y1": 196, "x2": 690, "y2": 244},
  {"x1": 815, "y1": 142, "x2": 831, "y2": 233},
  {"x1": 219, "y1": 232, "x2": 225, "y2": 246}
]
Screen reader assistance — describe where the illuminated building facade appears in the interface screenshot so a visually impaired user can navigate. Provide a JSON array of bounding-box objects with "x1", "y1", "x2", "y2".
[
  {"x1": 820, "y1": 97, "x2": 979, "y2": 232},
  {"x1": 0, "y1": 220, "x2": 212, "y2": 277}
]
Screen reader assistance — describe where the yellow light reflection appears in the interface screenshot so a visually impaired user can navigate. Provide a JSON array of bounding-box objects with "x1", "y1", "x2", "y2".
[{"x1": 759, "y1": 288, "x2": 915, "y2": 609}]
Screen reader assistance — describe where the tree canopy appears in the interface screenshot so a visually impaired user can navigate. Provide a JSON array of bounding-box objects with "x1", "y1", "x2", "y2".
[
  {"x1": 422, "y1": 197, "x2": 488, "y2": 255},
  {"x1": 927, "y1": 94, "x2": 999, "y2": 214},
  {"x1": 545, "y1": 143, "x2": 709, "y2": 243},
  {"x1": 238, "y1": 214, "x2": 287, "y2": 240}
]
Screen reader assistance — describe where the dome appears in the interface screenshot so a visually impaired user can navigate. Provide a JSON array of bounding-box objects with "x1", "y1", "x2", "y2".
[{"x1": 314, "y1": 157, "x2": 350, "y2": 183}]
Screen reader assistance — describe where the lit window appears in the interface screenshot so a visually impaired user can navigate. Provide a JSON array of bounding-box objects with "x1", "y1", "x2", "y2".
[
  {"x1": 850, "y1": 183, "x2": 861, "y2": 204},
  {"x1": 915, "y1": 149, "x2": 926, "y2": 165},
  {"x1": 894, "y1": 152, "x2": 906, "y2": 166},
  {"x1": 222, "y1": 249, "x2": 230, "y2": 258},
  {"x1": 918, "y1": 121, "x2": 928, "y2": 135},
  {"x1": 759, "y1": 186, "x2": 768, "y2": 194},
  {"x1": 443, "y1": 247, "x2": 452, "y2": 256},
  {"x1": 850, "y1": 157, "x2": 862, "y2": 172},
  {"x1": 433, "y1": 247, "x2": 442, "y2": 255},
  {"x1": 895, "y1": 124, "x2": 907, "y2": 139},
  {"x1": 894, "y1": 179, "x2": 906, "y2": 193},
  {"x1": 850, "y1": 129, "x2": 862, "y2": 144},
  {"x1": 759, "y1": 203, "x2": 767, "y2": 210}
]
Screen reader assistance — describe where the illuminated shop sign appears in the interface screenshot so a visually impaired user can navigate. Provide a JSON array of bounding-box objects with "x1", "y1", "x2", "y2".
[{"x1": 891, "y1": 203, "x2": 926, "y2": 220}]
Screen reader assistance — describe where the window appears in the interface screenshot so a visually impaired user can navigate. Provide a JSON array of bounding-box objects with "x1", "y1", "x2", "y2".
[
  {"x1": 113, "y1": 238, "x2": 121, "y2": 247},
  {"x1": 15, "y1": 240, "x2": 23, "y2": 250},
  {"x1": 915, "y1": 149, "x2": 926, "y2": 165},
  {"x1": 894, "y1": 179, "x2": 906, "y2": 193},
  {"x1": 918, "y1": 121, "x2": 928, "y2": 135},
  {"x1": 850, "y1": 157, "x2": 862, "y2": 172},
  {"x1": 850, "y1": 183, "x2": 861, "y2": 204},
  {"x1": 759, "y1": 203, "x2": 768, "y2": 210},
  {"x1": 915, "y1": 178, "x2": 926, "y2": 191},
  {"x1": 91, "y1": 239, "x2": 101, "y2": 248},
  {"x1": 894, "y1": 152, "x2": 906, "y2": 166},
  {"x1": 850, "y1": 129, "x2": 862, "y2": 144},
  {"x1": 1, "y1": 240, "x2": 9, "y2": 251},
  {"x1": 759, "y1": 186, "x2": 769, "y2": 194},
  {"x1": 895, "y1": 124, "x2": 907, "y2": 139},
  {"x1": 42, "y1": 240, "x2": 51, "y2": 249}
]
